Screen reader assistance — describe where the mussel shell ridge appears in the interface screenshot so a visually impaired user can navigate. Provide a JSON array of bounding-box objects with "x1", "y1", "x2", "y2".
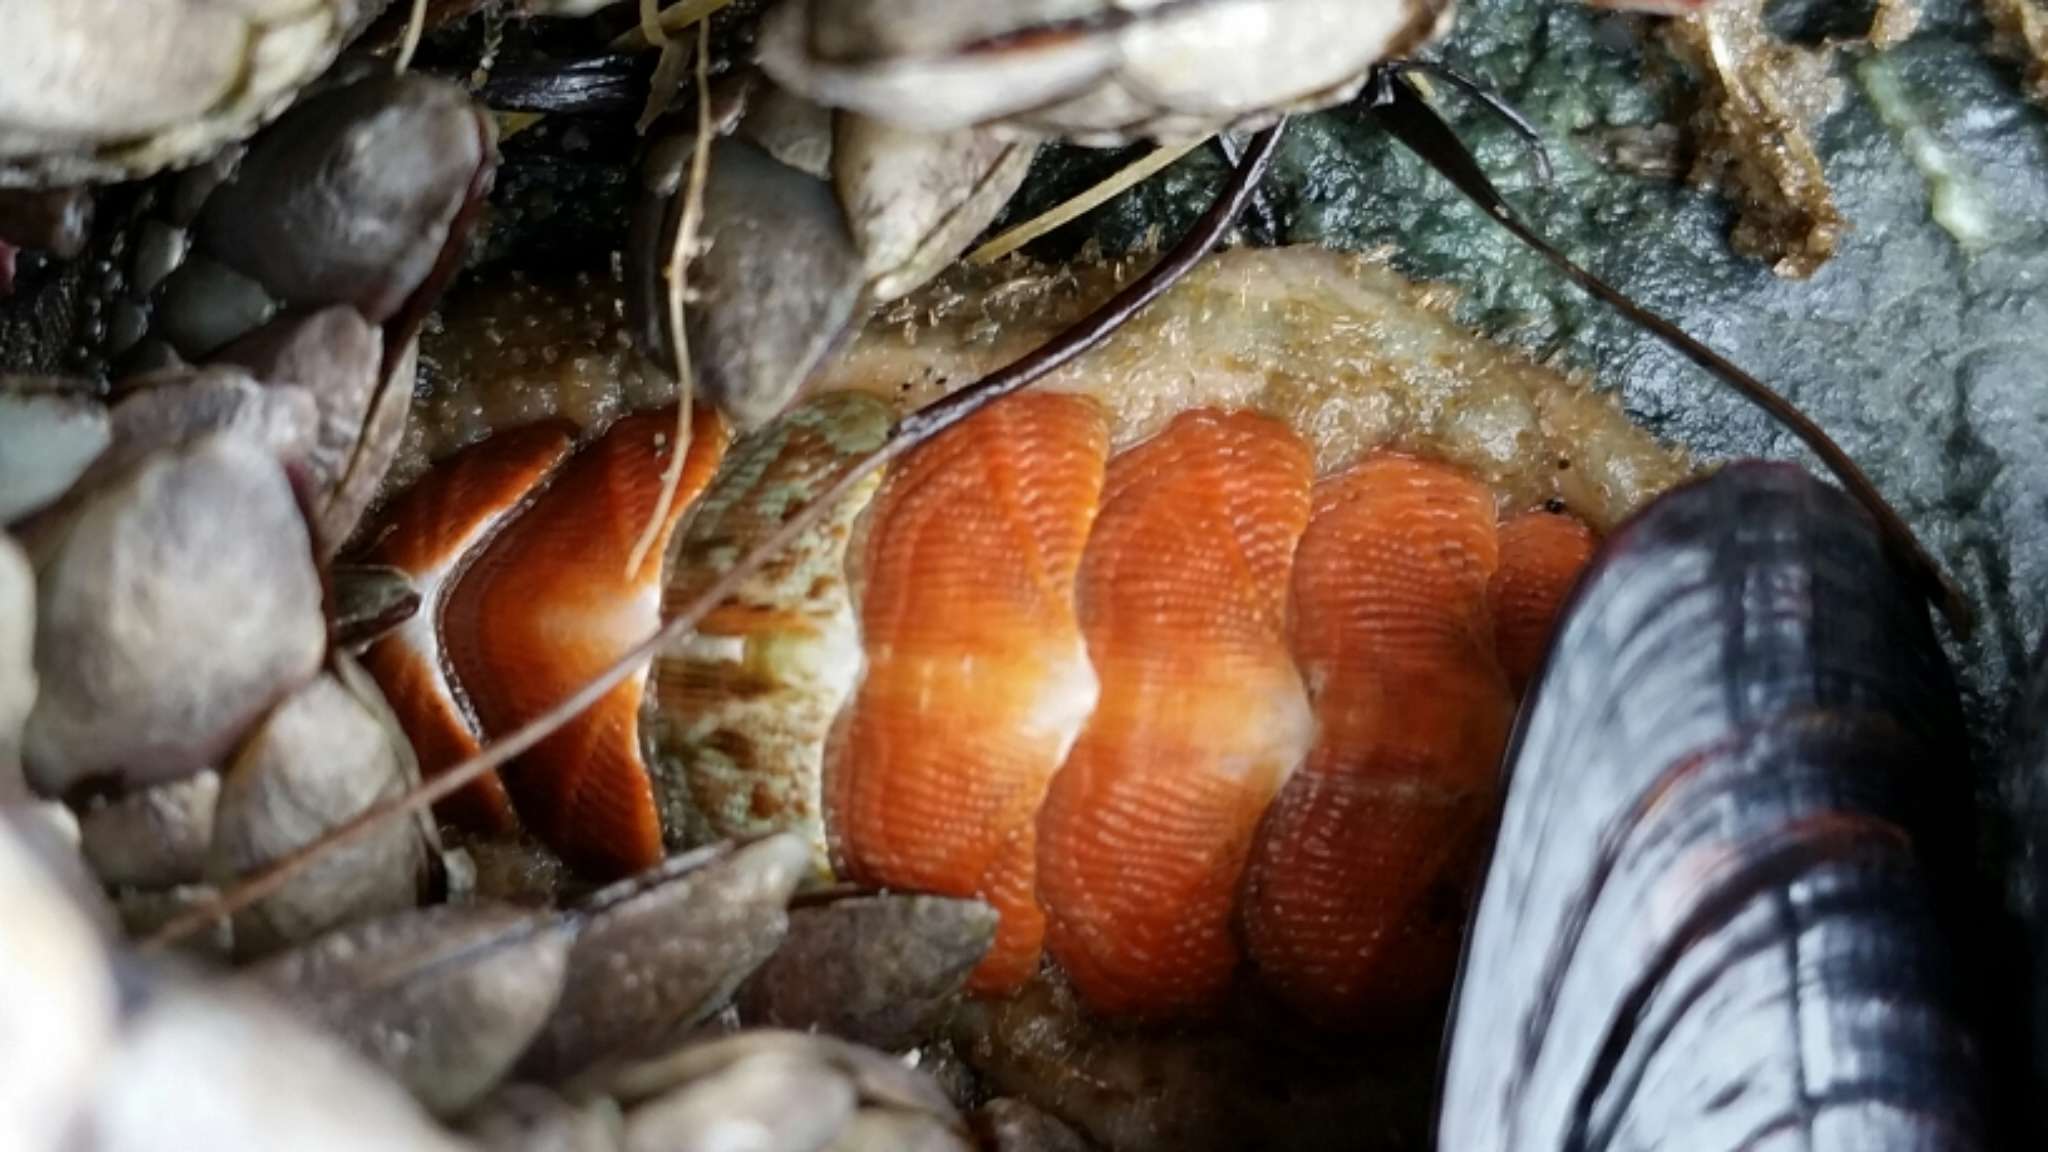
[
  {"x1": 1993, "y1": 631, "x2": 2048, "y2": 1142},
  {"x1": 1442, "y1": 462, "x2": 1984, "y2": 1152}
]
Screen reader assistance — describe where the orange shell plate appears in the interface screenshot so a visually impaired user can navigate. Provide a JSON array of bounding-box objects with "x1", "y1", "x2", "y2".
[
  {"x1": 361, "y1": 421, "x2": 576, "y2": 833},
  {"x1": 1490, "y1": 509, "x2": 1597, "y2": 692},
  {"x1": 825, "y1": 392, "x2": 1110, "y2": 994},
  {"x1": 1036, "y1": 409, "x2": 1316, "y2": 1017},
  {"x1": 441, "y1": 406, "x2": 727, "y2": 877},
  {"x1": 1241, "y1": 454, "x2": 1515, "y2": 1026}
]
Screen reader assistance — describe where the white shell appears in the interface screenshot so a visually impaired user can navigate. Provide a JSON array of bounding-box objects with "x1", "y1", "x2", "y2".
[
  {"x1": 833, "y1": 114, "x2": 1037, "y2": 301},
  {"x1": 761, "y1": 0, "x2": 1454, "y2": 143},
  {"x1": 83, "y1": 985, "x2": 470, "y2": 1152},
  {"x1": 0, "y1": 0, "x2": 247, "y2": 143},
  {"x1": 0, "y1": 0, "x2": 365, "y2": 186}
]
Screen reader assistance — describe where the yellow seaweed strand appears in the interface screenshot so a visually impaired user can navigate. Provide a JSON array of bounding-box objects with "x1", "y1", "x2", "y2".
[
  {"x1": 968, "y1": 138, "x2": 1210, "y2": 265},
  {"x1": 627, "y1": 18, "x2": 716, "y2": 576},
  {"x1": 394, "y1": 0, "x2": 428, "y2": 72},
  {"x1": 612, "y1": 0, "x2": 737, "y2": 51}
]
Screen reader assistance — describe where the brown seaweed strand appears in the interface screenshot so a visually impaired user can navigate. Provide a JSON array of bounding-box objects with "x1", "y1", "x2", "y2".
[{"x1": 1365, "y1": 70, "x2": 1970, "y2": 634}]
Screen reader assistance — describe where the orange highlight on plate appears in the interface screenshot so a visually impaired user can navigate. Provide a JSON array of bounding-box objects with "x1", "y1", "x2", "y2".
[
  {"x1": 442, "y1": 406, "x2": 728, "y2": 878},
  {"x1": 1490, "y1": 508, "x2": 1596, "y2": 692},
  {"x1": 361, "y1": 421, "x2": 575, "y2": 833},
  {"x1": 1037, "y1": 410, "x2": 1314, "y2": 1018},
  {"x1": 825, "y1": 393, "x2": 1109, "y2": 994},
  {"x1": 1241, "y1": 453, "x2": 1514, "y2": 1026}
]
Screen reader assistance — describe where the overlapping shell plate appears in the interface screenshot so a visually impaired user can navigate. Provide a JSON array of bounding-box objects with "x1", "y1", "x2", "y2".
[{"x1": 361, "y1": 246, "x2": 1692, "y2": 1031}]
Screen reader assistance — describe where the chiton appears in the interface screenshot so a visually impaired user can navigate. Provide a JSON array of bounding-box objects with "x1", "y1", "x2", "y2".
[{"x1": 361, "y1": 246, "x2": 1689, "y2": 1019}]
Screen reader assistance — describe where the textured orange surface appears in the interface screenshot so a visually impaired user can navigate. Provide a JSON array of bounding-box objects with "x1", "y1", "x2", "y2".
[
  {"x1": 1491, "y1": 509, "x2": 1596, "y2": 692},
  {"x1": 372, "y1": 385, "x2": 1588, "y2": 1024},
  {"x1": 1241, "y1": 454, "x2": 1514, "y2": 1026},
  {"x1": 361, "y1": 422, "x2": 575, "y2": 833},
  {"x1": 443, "y1": 407, "x2": 727, "y2": 877},
  {"x1": 825, "y1": 393, "x2": 1109, "y2": 994},
  {"x1": 1037, "y1": 410, "x2": 1314, "y2": 1017}
]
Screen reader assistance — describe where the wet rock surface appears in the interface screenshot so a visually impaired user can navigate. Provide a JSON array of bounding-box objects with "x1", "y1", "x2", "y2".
[
  {"x1": 975, "y1": 1098, "x2": 1096, "y2": 1152},
  {"x1": 1013, "y1": 0, "x2": 2048, "y2": 762},
  {"x1": 953, "y1": 976, "x2": 1437, "y2": 1152}
]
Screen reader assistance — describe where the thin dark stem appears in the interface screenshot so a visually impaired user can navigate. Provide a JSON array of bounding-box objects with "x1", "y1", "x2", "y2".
[
  {"x1": 1381, "y1": 59, "x2": 1555, "y2": 185},
  {"x1": 894, "y1": 121, "x2": 1287, "y2": 444},
  {"x1": 1365, "y1": 72, "x2": 1969, "y2": 633},
  {"x1": 1213, "y1": 131, "x2": 1284, "y2": 244},
  {"x1": 140, "y1": 118, "x2": 1288, "y2": 952}
]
